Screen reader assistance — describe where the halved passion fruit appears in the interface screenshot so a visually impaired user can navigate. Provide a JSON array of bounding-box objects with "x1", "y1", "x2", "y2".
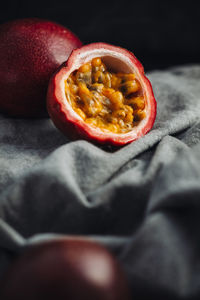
[{"x1": 47, "y1": 43, "x2": 156, "y2": 146}]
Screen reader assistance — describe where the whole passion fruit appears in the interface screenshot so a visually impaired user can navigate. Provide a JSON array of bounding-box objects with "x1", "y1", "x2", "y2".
[
  {"x1": 47, "y1": 43, "x2": 156, "y2": 146},
  {"x1": 0, "y1": 18, "x2": 82, "y2": 117},
  {"x1": 0, "y1": 238, "x2": 131, "y2": 300}
]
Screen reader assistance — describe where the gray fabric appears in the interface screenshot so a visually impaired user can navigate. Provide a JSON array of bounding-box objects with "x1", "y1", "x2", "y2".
[{"x1": 1, "y1": 65, "x2": 200, "y2": 299}]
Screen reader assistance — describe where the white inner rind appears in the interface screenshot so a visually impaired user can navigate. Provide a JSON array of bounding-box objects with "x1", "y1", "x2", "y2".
[{"x1": 61, "y1": 49, "x2": 151, "y2": 140}]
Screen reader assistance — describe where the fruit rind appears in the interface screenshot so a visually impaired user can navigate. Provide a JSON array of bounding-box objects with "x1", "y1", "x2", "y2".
[
  {"x1": 0, "y1": 18, "x2": 82, "y2": 118},
  {"x1": 0, "y1": 238, "x2": 131, "y2": 300},
  {"x1": 47, "y1": 43, "x2": 157, "y2": 145}
]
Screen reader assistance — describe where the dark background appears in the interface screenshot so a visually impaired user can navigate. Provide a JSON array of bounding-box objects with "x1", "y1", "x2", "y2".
[{"x1": 1, "y1": 0, "x2": 200, "y2": 71}]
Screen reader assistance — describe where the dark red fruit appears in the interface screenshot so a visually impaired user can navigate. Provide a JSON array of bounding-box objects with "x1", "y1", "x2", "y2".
[
  {"x1": 0, "y1": 18, "x2": 82, "y2": 117},
  {"x1": 47, "y1": 42, "x2": 156, "y2": 146},
  {"x1": 0, "y1": 237, "x2": 131, "y2": 300}
]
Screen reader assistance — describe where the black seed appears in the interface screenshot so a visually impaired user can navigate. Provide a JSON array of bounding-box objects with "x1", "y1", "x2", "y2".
[
  {"x1": 97, "y1": 73, "x2": 104, "y2": 83},
  {"x1": 126, "y1": 92, "x2": 136, "y2": 99},
  {"x1": 76, "y1": 96, "x2": 84, "y2": 106},
  {"x1": 134, "y1": 114, "x2": 140, "y2": 122},
  {"x1": 120, "y1": 84, "x2": 127, "y2": 94},
  {"x1": 92, "y1": 66, "x2": 99, "y2": 72}
]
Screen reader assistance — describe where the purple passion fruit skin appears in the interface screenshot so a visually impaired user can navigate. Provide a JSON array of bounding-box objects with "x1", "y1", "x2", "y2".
[
  {"x1": 0, "y1": 238, "x2": 131, "y2": 300},
  {"x1": 0, "y1": 18, "x2": 82, "y2": 117}
]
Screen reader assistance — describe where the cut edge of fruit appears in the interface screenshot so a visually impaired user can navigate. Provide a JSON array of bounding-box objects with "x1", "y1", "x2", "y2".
[{"x1": 50, "y1": 43, "x2": 156, "y2": 145}]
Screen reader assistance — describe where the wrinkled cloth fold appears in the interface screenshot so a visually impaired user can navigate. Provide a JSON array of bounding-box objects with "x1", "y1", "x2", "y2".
[{"x1": 1, "y1": 65, "x2": 200, "y2": 299}]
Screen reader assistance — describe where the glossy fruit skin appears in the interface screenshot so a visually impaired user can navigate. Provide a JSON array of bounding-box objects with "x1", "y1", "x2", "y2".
[
  {"x1": 47, "y1": 42, "x2": 157, "y2": 146},
  {"x1": 0, "y1": 238, "x2": 131, "y2": 300},
  {"x1": 0, "y1": 18, "x2": 82, "y2": 117}
]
